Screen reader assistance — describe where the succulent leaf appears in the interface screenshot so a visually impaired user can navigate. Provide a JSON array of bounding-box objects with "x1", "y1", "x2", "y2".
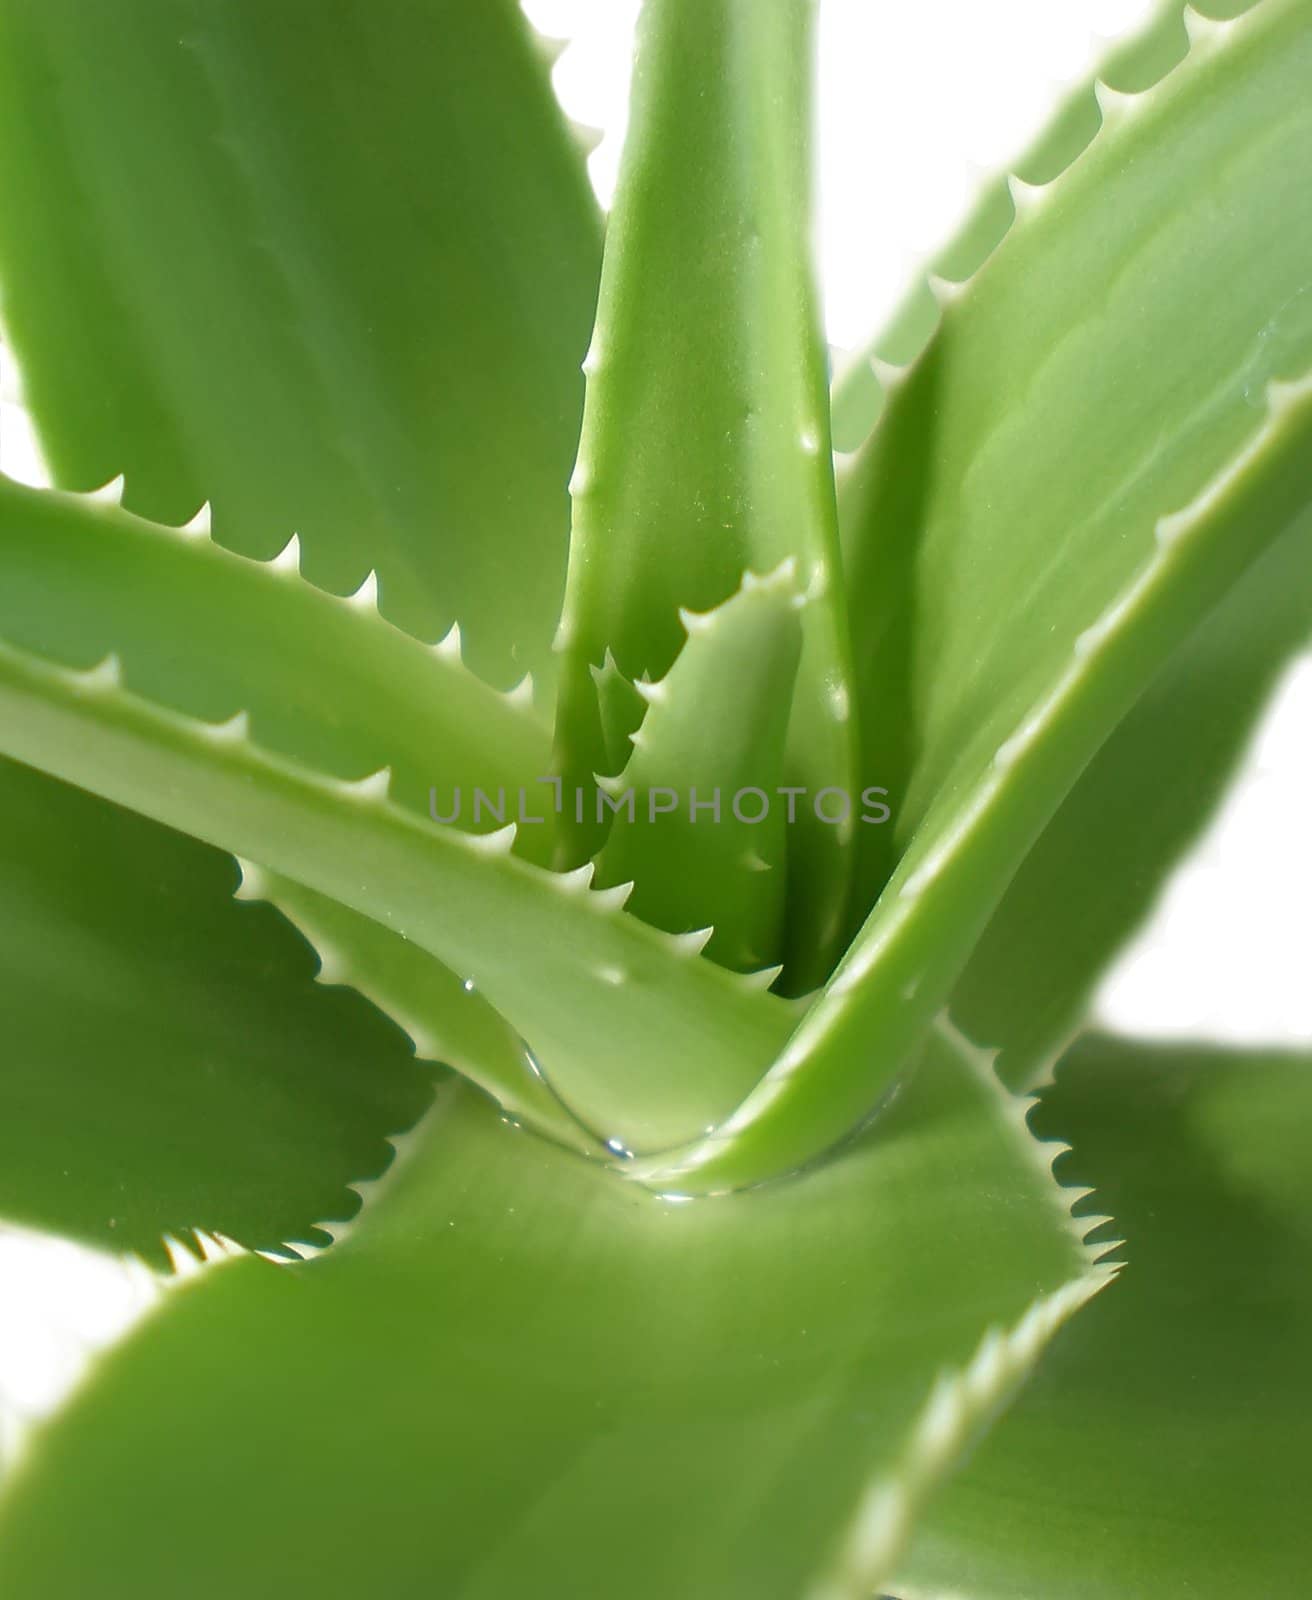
[
  {"x1": 626, "y1": 0, "x2": 1312, "y2": 1191},
  {"x1": 553, "y1": 0, "x2": 858, "y2": 984},
  {"x1": 0, "y1": 758, "x2": 435, "y2": 1262},
  {"x1": 595, "y1": 563, "x2": 805, "y2": 975},
  {"x1": 896, "y1": 1033, "x2": 1312, "y2": 1600},
  {"x1": 954, "y1": 503, "x2": 1312, "y2": 1089},
  {"x1": 0, "y1": 1025, "x2": 1107, "y2": 1600},
  {"x1": 0, "y1": 475, "x2": 555, "y2": 858},
  {"x1": 232, "y1": 863, "x2": 599, "y2": 1154},
  {"x1": 0, "y1": 0, "x2": 600, "y2": 687},
  {"x1": 0, "y1": 631, "x2": 795, "y2": 1154}
]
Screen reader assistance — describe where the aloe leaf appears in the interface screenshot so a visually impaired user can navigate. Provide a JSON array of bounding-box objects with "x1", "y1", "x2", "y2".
[
  {"x1": 553, "y1": 0, "x2": 857, "y2": 983},
  {"x1": 0, "y1": 0, "x2": 600, "y2": 686},
  {"x1": 638, "y1": 0, "x2": 1312, "y2": 1191},
  {"x1": 0, "y1": 475, "x2": 554, "y2": 857},
  {"x1": 0, "y1": 1026, "x2": 1108, "y2": 1600},
  {"x1": 232, "y1": 863, "x2": 598, "y2": 1155},
  {"x1": 894, "y1": 1033, "x2": 1312, "y2": 1600},
  {"x1": 595, "y1": 565, "x2": 804, "y2": 975},
  {"x1": 0, "y1": 634, "x2": 795, "y2": 1154},
  {"x1": 954, "y1": 503, "x2": 1312, "y2": 1089},
  {"x1": 0, "y1": 759, "x2": 434, "y2": 1262}
]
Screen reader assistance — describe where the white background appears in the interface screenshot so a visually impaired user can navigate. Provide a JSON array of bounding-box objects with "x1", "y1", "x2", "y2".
[{"x1": 1, "y1": 0, "x2": 1309, "y2": 1433}]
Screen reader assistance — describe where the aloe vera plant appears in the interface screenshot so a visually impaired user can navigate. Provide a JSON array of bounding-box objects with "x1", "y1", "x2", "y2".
[{"x1": 0, "y1": 0, "x2": 1309, "y2": 1593}]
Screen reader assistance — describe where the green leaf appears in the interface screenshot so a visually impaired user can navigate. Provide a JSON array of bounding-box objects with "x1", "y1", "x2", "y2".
[
  {"x1": 894, "y1": 1033, "x2": 1312, "y2": 1600},
  {"x1": 232, "y1": 863, "x2": 598, "y2": 1156},
  {"x1": 595, "y1": 564, "x2": 804, "y2": 975},
  {"x1": 0, "y1": 1026, "x2": 1107, "y2": 1600},
  {"x1": 0, "y1": 0, "x2": 600, "y2": 687},
  {"x1": 552, "y1": 0, "x2": 857, "y2": 983},
  {"x1": 953, "y1": 502, "x2": 1312, "y2": 1089},
  {"x1": 0, "y1": 475, "x2": 555, "y2": 857},
  {"x1": 0, "y1": 631, "x2": 796, "y2": 1155},
  {"x1": 639, "y1": 0, "x2": 1312, "y2": 1190},
  {"x1": 0, "y1": 758, "x2": 434, "y2": 1263}
]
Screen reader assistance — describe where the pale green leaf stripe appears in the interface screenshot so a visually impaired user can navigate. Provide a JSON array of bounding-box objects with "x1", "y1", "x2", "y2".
[
  {"x1": 0, "y1": 1026, "x2": 1106, "y2": 1600},
  {"x1": 0, "y1": 475, "x2": 553, "y2": 856},
  {"x1": 0, "y1": 0, "x2": 600, "y2": 688},
  {"x1": 0, "y1": 757, "x2": 435, "y2": 1261},
  {"x1": 895, "y1": 1034, "x2": 1312, "y2": 1600},
  {"x1": 553, "y1": 0, "x2": 857, "y2": 983},
  {"x1": 954, "y1": 503, "x2": 1312, "y2": 1089},
  {"x1": 637, "y1": 369, "x2": 1312, "y2": 1189},
  {"x1": 596, "y1": 564, "x2": 804, "y2": 975},
  {"x1": 0, "y1": 637, "x2": 795, "y2": 1155}
]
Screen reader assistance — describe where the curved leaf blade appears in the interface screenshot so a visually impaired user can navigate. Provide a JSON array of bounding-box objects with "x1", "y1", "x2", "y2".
[
  {"x1": 0, "y1": 758, "x2": 434, "y2": 1262},
  {"x1": 596, "y1": 565, "x2": 804, "y2": 974},
  {"x1": 0, "y1": 635, "x2": 796, "y2": 1154},
  {"x1": 895, "y1": 1033, "x2": 1312, "y2": 1600},
  {"x1": 0, "y1": 0, "x2": 600, "y2": 685},
  {"x1": 0, "y1": 1027, "x2": 1105, "y2": 1600},
  {"x1": 953, "y1": 503, "x2": 1312, "y2": 1088},
  {"x1": 0, "y1": 476, "x2": 554, "y2": 854},
  {"x1": 553, "y1": 0, "x2": 857, "y2": 981},
  {"x1": 643, "y1": 0, "x2": 1312, "y2": 1189}
]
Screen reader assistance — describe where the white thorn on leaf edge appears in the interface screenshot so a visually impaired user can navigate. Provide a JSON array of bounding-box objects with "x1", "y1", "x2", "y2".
[
  {"x1": 503, "y1": 673, "x2": 535, "y2": 711},
  {"x1": 207, "y1": 709, "x2": 250, "y2": 744},
  {"x1": 181, "y1": 501, "x2": 213, "y2": 538},
  {"x1": 590, "y1": 879, "x2": 634, "y2": 912},
  {"x1": 433, "y1": 621, "x2": 463, "y2": 663},
  {"x1": 88, "y1": 473, "x2": 126, "y2": 507},
  {"x1": 1092, "y1": 78, "x2": 1138, "y2": 124},
  {"x1": 345, "y1": 568, "x2": 380, "y2": 610},
  {"x1": 925, "y1": 272, "x2": 967, "y2": 308},
  {"x1": 1005, "y1": 172, "x2": 1046, "y2": 218},
  {"x1": 76, "y1": 653, "x2": 123, "y2": 692},
  {"x1": 556, "y1": 860, "x2": 596, "y2": 894},
  {"x1": 1182, "y1": 3, "x2": 1237, "y2": 49},
  {"x1": 465, "y1": 821, "x2": 518, "y2": 856},
  {"x1": 668, "y1": 926, "x2": 715, "y2": 957},
  {"x1": 340, "y1": 766, "x2": 392, "y2": 803},
  {"x1": 232, "y1": 858, "x2": 270, "y2": 901},
  {"x1": 870, "y1": 356, "x2": 909, "y2": 392},
  {"x1": 269, "y1": 531, "x2": 302, "y2": 574}
]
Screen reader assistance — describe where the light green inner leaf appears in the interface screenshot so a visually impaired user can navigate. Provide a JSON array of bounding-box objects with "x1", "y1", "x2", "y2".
[{"x1": 553, "y1": 0, "x2": 857, "y2": 983}]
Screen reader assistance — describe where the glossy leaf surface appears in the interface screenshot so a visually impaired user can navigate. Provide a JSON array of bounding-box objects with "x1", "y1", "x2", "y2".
[
  {"x1": 896, "y1": 1034, "x2": 1312, "y2": 1600},
  {"x1": 0, "y1": 1028, "x2": 1104, "y2": 1600},
  {"x1": 0, "y1": 758, "x2": 435, "y2": 1261},
  {"x1": 644, "y1": 0, "x2": 1312, "y2": 1189},
  {"x1": 554, "y1": 0, "x2": 857, "y2": 980},
  {"x1": 0, "y1": 0, "x2": 600, "y2": 685}
]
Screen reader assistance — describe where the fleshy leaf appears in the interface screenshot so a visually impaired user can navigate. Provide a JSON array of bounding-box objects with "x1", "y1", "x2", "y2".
[
  {"x1": 232, "y1": 862, "x2": 598, "y2": 1155},
  {"x1": 895, "y1": 1033, "x2": 1312, "y2": 1600},
  {"x1": 0, "y1": 0, "x2": 600, "y2": 686},
  {"x1": 0, "y1": 758, "x2": 435, "y2": 1262},
  {"x1": 595, "y1": 564, "x2": 804, "y2": 975},
  {"x1": 638, "y1": 0, "x2": 1312, "y2": 1190},
  {"x1": 0, "y1": 1026, "x2": 1107, "y2": 1600},
  {"x1": 953, "y1": 503, "x2": 1312, "y2": 1088},
  {"x1": 553, "y1": 0, "x2": 857, "y2": 983},
  {"x1": 0, "y1": 633, "x2": 796, "y2": 1155},
  {"x1": 0, "y1": 475, "x2": 554, "y2": 857}
]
